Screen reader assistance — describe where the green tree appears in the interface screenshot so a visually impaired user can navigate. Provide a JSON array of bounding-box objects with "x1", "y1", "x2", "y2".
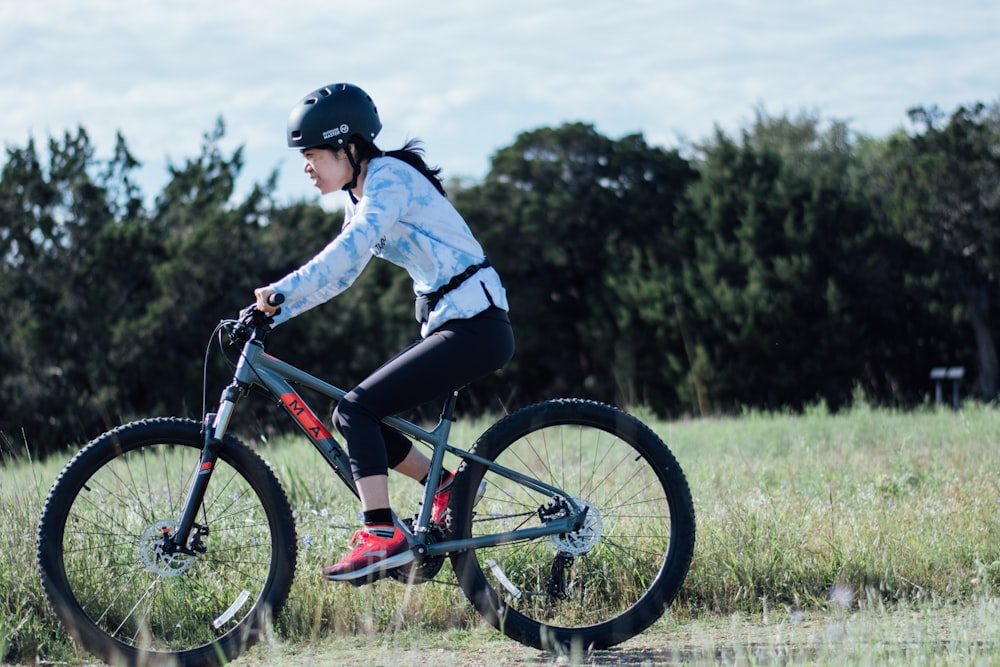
[
  {"x1": 0, "y1": 128, "x2": 154, "y2": 453},
  {"x1": 129, "y1": 118, "x2": 273, "y2": 420},
  {"x1": 875, "y1": 103, "x2": 1000, "y2": 400},
  {"x1": 674, "y1": 111, "x2": 879, "y2": 412},
  {"x1": 453, "y1": 123, "x2": 696, "y2": 409}
]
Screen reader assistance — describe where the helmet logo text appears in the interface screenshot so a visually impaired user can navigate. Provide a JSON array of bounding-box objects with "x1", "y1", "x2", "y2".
[{"x1": 322, "y1": 123, "x2": 351, "y2": 140}]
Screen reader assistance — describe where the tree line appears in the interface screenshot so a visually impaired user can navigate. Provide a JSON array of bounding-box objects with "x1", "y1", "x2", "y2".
[{"x1": 2, "y1": 102, "x2": 999, "y2": 459}]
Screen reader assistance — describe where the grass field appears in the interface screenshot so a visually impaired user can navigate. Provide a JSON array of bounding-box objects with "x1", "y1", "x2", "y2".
[{"x1": 3, "y1": 399, "x2": 1000, "y2": 665}]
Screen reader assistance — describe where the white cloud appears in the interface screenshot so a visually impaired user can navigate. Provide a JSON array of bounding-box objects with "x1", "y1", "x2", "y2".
[{"x1": 2, "y1": 0, "x2": 998, "y2": 203}]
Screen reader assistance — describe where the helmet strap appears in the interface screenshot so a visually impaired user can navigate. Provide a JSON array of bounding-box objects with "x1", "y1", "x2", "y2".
[{"x1": 342, "y1": 145, "x2": 361, "y2": 204}]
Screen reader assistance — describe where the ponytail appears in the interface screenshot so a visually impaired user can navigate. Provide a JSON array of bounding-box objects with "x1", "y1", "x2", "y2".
[{"x1": 351, "y1": 137, "x2": 447, "y2": 196}]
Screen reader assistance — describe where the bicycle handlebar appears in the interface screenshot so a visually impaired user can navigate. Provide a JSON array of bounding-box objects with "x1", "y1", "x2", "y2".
[{"x1": 230, "y1": 292, "x2": 286, "y2": 343}]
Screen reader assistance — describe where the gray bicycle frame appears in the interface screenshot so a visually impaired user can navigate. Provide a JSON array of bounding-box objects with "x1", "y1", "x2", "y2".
[{"x1": 194, "y1": 329, "x2": 584, "y2": 557}]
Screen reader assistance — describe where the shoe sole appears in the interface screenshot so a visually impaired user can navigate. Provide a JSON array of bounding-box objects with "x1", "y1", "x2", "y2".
[{"x1": 323, "y1": 549, "x2": 416, "y2": 582}]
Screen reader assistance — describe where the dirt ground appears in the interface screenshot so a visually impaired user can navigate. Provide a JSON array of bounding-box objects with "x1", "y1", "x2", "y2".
[
  {"x1": 17, "y1": 601, "x2": 1000, "y2": 667},
  {"x1": 229, "y1": 602, "x2": 1000, "y2": 667}
]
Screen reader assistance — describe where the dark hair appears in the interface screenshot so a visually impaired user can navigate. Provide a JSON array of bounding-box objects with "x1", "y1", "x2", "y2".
[{"x1": 352, "y1": 137, "x2": 447, "y2": 196}]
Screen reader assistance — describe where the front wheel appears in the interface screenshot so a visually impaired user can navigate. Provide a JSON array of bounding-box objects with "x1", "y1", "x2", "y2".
[
  {"x1": 449, "y1": 399, "x2": 695, "y2": 651},
  {"x1": 37, "y1": 418, "x2": 297, "y2": 667}
]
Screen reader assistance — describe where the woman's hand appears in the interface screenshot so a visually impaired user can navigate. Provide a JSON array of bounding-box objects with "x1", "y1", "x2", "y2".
[{"x1": 254, "y1": 286, "x2": 280, "y2": 316}]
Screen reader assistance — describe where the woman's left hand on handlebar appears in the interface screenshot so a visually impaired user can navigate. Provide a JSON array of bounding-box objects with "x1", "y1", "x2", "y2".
[{"x1": 254, "y1": 286, "x2": 280, "y2": 316}]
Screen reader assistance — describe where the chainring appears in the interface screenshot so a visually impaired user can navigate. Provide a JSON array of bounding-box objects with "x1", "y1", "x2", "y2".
[{"x1": 389, "y1": 520, "x2": 446, "y2": 584}]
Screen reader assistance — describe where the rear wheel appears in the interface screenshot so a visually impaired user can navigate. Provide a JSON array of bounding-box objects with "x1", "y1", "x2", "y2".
[
  {"x1": 449, "y1": 399, "x2": 695, "y2": 650},
  {"x1": 37, "y1": 418, "x2": 297, "y2": 667}
]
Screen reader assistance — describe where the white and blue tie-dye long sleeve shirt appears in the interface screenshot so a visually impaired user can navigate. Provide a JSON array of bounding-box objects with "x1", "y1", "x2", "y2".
[{"x1": 268, "y1": 157, "x2": 509, "y2": 337}]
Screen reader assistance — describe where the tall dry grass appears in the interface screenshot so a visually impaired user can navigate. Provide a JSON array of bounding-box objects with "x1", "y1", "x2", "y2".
[
  {"x1": 665, "y1": 400, "x2": 1000, "y2": 614},
  {"x1": 4, "y1": 400, "x2": 999, "y2": 664}
]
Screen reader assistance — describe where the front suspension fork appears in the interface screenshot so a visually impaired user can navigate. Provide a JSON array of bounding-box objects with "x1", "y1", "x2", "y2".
[{"x1": 172, "y1": 384, "x2": 242, "y2": 551}]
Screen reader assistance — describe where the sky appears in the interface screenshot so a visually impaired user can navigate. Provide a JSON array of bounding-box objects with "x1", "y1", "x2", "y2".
[{"x1": 3, "y1": 0, "x2": 998, "y2": 206}]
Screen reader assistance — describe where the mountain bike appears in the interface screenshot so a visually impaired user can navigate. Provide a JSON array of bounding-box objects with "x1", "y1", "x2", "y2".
[{"x1": 36, "y1": 302, "x2": 696, "y2": 667}]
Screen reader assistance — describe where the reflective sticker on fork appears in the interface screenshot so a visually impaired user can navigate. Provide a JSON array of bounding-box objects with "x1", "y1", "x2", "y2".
[
  {"x1": 212, "y1": 589, "x2": 251, "y2": 629},
  {"x1": 486, "y1": 559, "x2": 522, "y2": 599}
]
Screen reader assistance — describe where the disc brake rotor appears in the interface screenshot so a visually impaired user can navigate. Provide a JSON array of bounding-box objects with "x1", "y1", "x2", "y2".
[
  {"x1": 549, "y1": 497, "x2": 603, "y2": 556},
  {"x1": 139, "y1": 519, "x2": 196, "y2": 577}
]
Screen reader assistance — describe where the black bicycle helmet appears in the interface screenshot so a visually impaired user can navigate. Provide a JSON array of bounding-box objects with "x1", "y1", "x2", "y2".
[{"x1": 286, "y1": 83, "x2": 382, "y2": 150}]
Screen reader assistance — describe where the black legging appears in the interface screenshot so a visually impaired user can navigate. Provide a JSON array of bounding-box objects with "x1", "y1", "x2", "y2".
[{"x1": 332, "y1": 307, "x2": 514, "y2": 480}]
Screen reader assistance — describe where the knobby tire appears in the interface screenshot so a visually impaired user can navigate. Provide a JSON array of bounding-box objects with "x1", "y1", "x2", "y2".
[
  {"x1": 37, "y1": 418, "x2": 297, "y2": 667},
  {"x1": 448, "y1": 399, "x2": 696, "y2": 651}
]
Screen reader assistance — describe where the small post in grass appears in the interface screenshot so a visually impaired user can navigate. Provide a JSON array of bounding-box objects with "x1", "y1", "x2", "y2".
[{"x1": 930, "y1": 366, "x2": 965, "y2": 410}]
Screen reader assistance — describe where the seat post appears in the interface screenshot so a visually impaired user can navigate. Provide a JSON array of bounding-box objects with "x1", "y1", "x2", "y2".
[{"x1": 439, "y1": 389, "x2": 460, "y2": 422}]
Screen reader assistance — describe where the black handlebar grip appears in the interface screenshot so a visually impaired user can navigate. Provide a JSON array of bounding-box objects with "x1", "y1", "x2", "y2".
[{"x1": 267, "y1": 293, "x2": 285, "y2": 307}]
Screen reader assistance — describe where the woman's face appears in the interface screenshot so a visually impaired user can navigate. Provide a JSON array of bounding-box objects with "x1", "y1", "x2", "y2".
[{"x1": 302, "y1": 147, "x2": 352, "y2": 195}]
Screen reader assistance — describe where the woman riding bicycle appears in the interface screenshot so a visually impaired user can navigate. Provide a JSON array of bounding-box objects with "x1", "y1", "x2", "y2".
[{"x1": 253, "y1": 83, "x2": 514, "y2": 582}]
